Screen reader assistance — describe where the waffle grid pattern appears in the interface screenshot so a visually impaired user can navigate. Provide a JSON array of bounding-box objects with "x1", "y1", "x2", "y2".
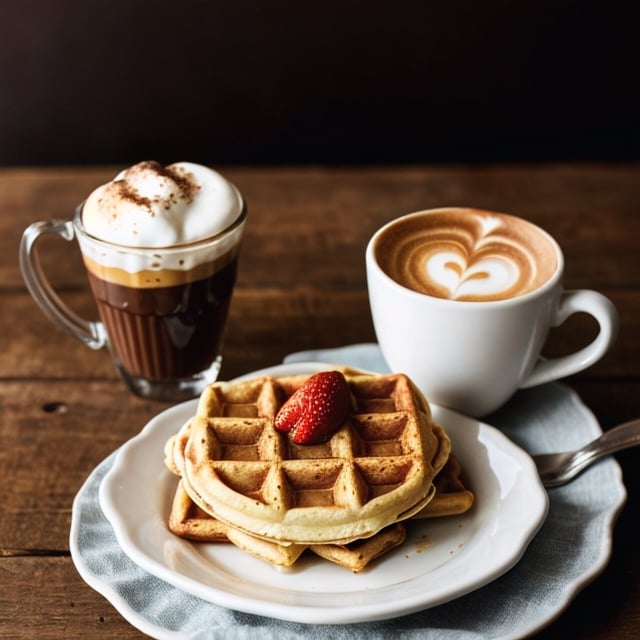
[{"x1": 181, "y1": 372, "x2": 443, "y2": 544}]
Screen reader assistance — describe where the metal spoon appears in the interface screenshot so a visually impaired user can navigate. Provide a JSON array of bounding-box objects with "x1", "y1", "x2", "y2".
[{"x1": 532, "y1": 418, "x2": 640, "y2": 487}]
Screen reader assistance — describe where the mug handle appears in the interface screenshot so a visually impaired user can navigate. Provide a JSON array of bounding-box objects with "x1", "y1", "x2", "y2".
[
  {"x1": 19, "y1": 220, "x2": 107, "y2": 349},
  {"x1": 521, "y1": 289, "x2": 619, "y2": 388}
]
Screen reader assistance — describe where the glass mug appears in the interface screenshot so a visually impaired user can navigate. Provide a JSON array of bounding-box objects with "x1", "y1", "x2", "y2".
[{"x1": 20, "y1": 202, "x2": 247, "y2": 402}]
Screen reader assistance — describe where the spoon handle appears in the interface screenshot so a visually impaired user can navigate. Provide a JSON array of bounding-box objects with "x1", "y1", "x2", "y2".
[{"x1": 582, "y1": 418, "x2": 640, "y2": 463}]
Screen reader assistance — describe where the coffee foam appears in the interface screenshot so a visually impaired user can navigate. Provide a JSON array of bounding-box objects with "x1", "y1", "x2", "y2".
[
  {"x1": 82, "y1": 161, "x2": 243, "y2": 248},
  {"x1": 374, "y1": 209, "x2": 558, "y2": 301},
  {"x1": 76, "y1": 219, "x2": 244, "y2": 287},
  {"x1": 77, "y1": 161, "x2": 245, "y2": 279}
]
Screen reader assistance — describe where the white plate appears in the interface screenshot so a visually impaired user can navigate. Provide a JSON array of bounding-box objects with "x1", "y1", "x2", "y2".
[{"x1": 97, "y1": 362, "x2": 548, "y2": 625}]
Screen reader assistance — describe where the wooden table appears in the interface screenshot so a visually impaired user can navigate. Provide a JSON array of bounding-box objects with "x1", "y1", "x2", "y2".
[{"x1": 2, "y1": 164, "x2": 639, "y2": 639}]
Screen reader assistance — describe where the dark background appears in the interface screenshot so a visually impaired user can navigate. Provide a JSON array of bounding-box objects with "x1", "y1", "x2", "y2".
[{"x1": 0, "y1": 0, "x2": 637, "y2": 166}]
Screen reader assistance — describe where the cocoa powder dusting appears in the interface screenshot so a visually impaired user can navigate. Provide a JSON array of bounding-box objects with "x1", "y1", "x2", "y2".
[
  {"x1": 163, "y1": 162, "x2": 201, "y2": 202},
  {"x1": 114, "y1": 161, "x2": 201, "y2": 216}
]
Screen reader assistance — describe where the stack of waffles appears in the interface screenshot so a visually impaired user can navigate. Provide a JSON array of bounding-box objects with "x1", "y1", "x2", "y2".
[{"x1": 164, "y1": 369, "x2": 474, "y2": 572}]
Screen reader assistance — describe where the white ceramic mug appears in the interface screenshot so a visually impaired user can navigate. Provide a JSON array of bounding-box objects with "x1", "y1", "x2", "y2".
[{"x1": 365, "y1": 208, "x2": 619, "y2": 416}]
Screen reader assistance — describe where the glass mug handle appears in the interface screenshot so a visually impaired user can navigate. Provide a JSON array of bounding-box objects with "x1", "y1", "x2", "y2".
[
  {"x1": 521, "y1": 289, "x2": 619, "y2": 388},
  {"x1": 19, "y1": 220, "x2": 107, "y2": 349}
]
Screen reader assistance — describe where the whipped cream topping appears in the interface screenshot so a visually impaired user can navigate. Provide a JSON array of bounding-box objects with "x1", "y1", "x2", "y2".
[{"x1": 82, "y1": 161, "x2": 243, "y2": 248}]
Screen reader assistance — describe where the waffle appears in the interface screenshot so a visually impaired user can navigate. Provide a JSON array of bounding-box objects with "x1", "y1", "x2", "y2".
[
  {"x1": 167, "y1": 370, "x2": 450, "y2": 545},
  {"x1": 168, "y1": 479, "x2": 407, "y2": 571},
  {"x1": 414, "y1": 454, "x2": 475, "y2": 518},
  {"x1": 166, "y1": 452, "x2": 473, "y2": 571},
  {"x1": 168, "y1": 479, "x2": 230, "y2": 542},
  {"x1": 309, "y1": 523, "x2": 406, "y2": 572},
  {"x1": 167, "y1": 451, "x2": 473, "y2": 543},
  {"x1": 166, "y1": 453, "x2": 473, "y2": 571}
]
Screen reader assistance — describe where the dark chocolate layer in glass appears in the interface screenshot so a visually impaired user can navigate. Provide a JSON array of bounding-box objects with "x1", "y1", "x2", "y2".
[{"x1": 86, "y1": 259, "x2": 238, "y2": 380}]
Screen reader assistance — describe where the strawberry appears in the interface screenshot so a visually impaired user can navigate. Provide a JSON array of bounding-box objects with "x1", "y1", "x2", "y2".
[{"x1": 275, "y1": 370, "x2": 351, "y2": 445}]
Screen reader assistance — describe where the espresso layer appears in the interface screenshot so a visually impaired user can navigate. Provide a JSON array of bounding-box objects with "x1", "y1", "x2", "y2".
[
  {"x1": 82, "y1": 248, "x2": 237, "y2": 289},
  {"x1": 86, "y1": 259, "x2": 238, "y2": 380},
  {"x1": 375, "y1": 209, "x2": 557, "y2": 301}
]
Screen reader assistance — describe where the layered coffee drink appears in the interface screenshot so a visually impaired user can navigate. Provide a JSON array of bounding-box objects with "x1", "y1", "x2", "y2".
[
  {"x1": 81, "y1": 253, "x2": 239, "y2": 381},
  {"x1": 373, "y1": 208, "x2": 558, "y2": 302},
  {"x1": 77, "y1": 161, "x2": 245, "y2": 394}
]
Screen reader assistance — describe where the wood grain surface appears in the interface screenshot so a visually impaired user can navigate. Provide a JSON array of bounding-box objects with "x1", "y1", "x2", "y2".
[{"x1": 2, "y1": 164, "x2": 639, "y2": 638}]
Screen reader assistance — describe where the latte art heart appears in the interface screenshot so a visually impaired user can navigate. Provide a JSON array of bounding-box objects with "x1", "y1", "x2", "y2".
[
  {"x1": 374, "y1": 209, "x2": 558, "y2": 302},
  {"x1": 427, "y1": 252, "x2": 520, "y2": 300}
]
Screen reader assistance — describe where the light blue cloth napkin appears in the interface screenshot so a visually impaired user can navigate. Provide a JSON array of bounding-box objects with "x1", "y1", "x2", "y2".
[{"x1": 71, "y1": 344, "x2": 626, "y2": 640}]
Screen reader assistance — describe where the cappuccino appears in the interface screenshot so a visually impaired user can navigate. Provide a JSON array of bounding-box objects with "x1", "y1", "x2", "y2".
[
  {"x1": 71, "y1": 161, "x2": 246, "y2": 399},
  {"x1": 21, "y1": 160, "x2": 250, "y2": 400},
  {"x1": 373, "y1": 208, "x2": 557, "y2": 302},
  {"x1": 366, "y1": 207, "x2": 618, "y2": 415}
]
